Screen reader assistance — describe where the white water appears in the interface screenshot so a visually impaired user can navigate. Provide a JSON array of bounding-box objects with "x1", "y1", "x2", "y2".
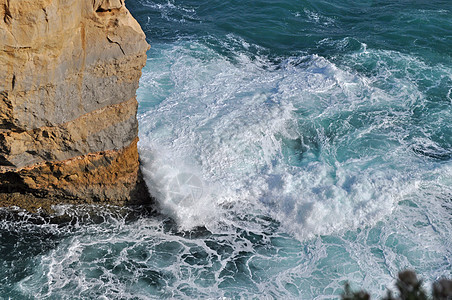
[
  {"x1": 4, "y1": 39, "x2": 450, "y2": 299},
  {"x1": 137, "y1": 40, "x2": 450, "y2": 239}
]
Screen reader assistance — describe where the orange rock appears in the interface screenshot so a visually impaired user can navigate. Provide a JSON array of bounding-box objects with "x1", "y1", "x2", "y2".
[{"x1": 0, "y1": 0, "x2": 151, "y2": 210}]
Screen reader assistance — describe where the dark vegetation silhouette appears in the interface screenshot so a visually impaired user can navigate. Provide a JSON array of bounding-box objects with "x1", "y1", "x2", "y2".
[{"x1": 342, "y1": 270, "x2": 452, "y2": 300}]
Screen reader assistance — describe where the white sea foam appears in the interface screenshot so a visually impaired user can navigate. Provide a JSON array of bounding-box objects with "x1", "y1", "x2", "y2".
[
  {"x1": 141, "y1": 0, "x2": 197, "y2": 23},
  {"x1": 304, "y1": 9, "x2": 336, "y2": 26},
  {"x1": 136, "y1": 40, "x2": 451, "y2": 239}
]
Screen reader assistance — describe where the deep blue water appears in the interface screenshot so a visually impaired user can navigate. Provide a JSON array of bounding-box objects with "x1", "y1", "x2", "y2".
[{"x1": 1, "y1": 0, "x2": 451, "y2": 298}]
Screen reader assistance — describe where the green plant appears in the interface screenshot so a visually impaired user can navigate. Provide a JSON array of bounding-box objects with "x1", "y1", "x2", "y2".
[{"x1": 341, "y1": 270, "x2": 452, "y2": 300}]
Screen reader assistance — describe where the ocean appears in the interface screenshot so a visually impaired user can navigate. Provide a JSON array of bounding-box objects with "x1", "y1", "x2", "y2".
[{"x1": 1, "y1": 0, "x2": 451, "y2": 298}]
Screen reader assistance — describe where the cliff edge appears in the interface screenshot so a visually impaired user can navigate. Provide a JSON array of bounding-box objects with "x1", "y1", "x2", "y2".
[{"x1": 0, "y1": 0, "x2": 150, "y2": 210}]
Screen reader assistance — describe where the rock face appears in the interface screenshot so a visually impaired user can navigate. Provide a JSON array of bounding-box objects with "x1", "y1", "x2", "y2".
[{"x1": 0, "y1": 0, "x2": 150, "y2": 210}]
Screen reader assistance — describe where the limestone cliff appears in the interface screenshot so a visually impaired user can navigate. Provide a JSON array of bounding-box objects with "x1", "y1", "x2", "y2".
[{"x1": 0, "y1": 0, "x2": 150, "y2": 210}]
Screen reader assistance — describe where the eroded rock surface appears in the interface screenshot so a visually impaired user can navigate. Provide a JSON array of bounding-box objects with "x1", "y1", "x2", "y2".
[{"x1": 0, "y1": 0, "x2": 150, "y2": 209}]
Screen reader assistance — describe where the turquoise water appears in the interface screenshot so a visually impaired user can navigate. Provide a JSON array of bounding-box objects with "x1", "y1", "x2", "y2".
[{"x1": 1, "y1": 0, "x2": 451, "y2": 298}]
